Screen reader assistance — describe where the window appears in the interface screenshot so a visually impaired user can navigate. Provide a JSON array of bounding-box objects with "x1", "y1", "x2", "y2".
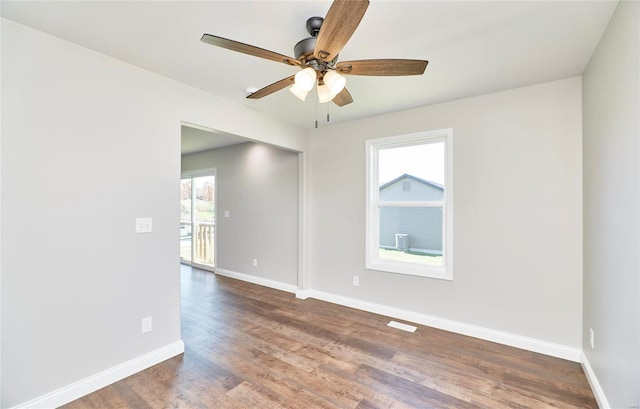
[{"x1": 366, "y1": 129, "x2": 453, "y2": 279}]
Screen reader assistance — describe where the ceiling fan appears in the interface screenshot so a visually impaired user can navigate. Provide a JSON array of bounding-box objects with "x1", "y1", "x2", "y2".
[{"x1": 201, "y1": 0, "x2": 428, "y2": 106}]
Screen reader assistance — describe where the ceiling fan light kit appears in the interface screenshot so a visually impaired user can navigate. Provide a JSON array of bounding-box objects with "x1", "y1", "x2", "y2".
[
  {"x1": 289, "y1": 84, "x2": 309, "y2": 101},
  {"x1": 317, "y1": 83, "x2": 334, "y2": 104},
  {"x1": 201, "y1": 0, "x2": 428, "y2": 108},
  {"x1": 294, "y1": 67, "x2": 317, "y2": 91},
  {"x1": 323, "y1": 70, "x2": 346, "y2": 95}
]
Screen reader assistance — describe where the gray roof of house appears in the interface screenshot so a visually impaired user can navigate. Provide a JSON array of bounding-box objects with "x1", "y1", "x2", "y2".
[{"x1": 379, "y1": 173, "x2": 444, "y2": 191}]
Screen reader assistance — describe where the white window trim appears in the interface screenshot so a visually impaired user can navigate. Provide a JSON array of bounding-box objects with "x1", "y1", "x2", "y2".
[{"x1": 365, "y1": 129, "x2": 453, "y2": 280}]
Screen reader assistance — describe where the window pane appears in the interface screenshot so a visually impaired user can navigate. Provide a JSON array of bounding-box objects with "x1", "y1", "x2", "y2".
[
  {"x1": 378, "y1": 206, "x2": 443, "y2": 266},
  {"x1": 193, "y1": 176, "x2": 215, "y2": 266},
  {"x1": 194, "y1": 176, "x2": 215, "y2": 223},
  {"x1": 378, "y1": 142, "x2": 445, "y2": 189}
]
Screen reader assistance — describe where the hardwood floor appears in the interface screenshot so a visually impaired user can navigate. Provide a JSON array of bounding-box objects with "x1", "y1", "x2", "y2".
[{"x1": 62, "y1": 266, "x2": 597, "y2": 408}]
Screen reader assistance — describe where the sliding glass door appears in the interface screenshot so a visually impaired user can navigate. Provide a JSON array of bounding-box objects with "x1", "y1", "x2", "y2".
[{"x1": 180, "y1": 171, "x2": 215, "y2": 270}]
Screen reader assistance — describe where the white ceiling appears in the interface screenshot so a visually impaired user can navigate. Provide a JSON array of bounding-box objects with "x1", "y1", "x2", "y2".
[{"x1": 2, "y1": 0, "x2": 617, "y2": 130}]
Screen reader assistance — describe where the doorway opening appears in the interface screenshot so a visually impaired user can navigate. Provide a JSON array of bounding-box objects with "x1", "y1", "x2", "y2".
[{"x1": 179, "y1": 122, "x2": 307, "y2": 293}]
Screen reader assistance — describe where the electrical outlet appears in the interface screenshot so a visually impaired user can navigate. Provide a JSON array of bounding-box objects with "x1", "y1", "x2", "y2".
[
  {"x1": 141, "y1": 316, "x2": 153, "y2": 334},
  {"x1": 589, "y1": 328, "x2": 595, "y2": 349},
  {"x1": 353, "y1": 276, "x2": 359, "y2": 286},
  {"x1": 253, "y1": 259, "x2": 258, "y2": 267}
]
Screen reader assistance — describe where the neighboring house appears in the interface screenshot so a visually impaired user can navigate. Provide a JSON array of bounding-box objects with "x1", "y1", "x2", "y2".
[{"x1": 379, "y1": 174, "x2": 444, "y2": 254}]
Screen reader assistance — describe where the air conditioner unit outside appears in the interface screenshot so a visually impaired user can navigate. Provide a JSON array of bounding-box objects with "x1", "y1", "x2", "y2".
[{"x1": 395, "y1": 234, "x2": 409, "y2": 251}]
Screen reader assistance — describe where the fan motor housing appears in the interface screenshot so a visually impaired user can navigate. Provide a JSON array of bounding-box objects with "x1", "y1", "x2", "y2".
[
  {"x1": 294, "y1": 17, "x2": 323, "y2": 61},
  {"x1": 294, "y1": 37, "x2": 316, "y2": 61},
  {"x1": 294, "y1": 16, "x2": 339, "y2": 68}
]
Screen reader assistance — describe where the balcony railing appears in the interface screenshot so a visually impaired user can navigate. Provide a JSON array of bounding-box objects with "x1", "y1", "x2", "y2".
[{"x1": 180, "y1": 221, "x2": 214, "y2": 266}]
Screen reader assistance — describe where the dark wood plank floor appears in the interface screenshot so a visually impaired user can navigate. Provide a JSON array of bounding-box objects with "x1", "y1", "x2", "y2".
[{"x1": 63, "y1": 266, "x2": 597, "y2": 408}]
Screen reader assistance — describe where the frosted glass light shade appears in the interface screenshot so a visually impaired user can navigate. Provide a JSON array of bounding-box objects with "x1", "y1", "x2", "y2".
[
  {"x1": 317, "y1": 83, "x2": 334, "y2": 103},
  {"x1": 294, "y1": 67, "x2": 316, "y2": 91},
  {"x1": 290, "y1": 84, "x2": 309, "y2": 101},
  {"x1": 324, "y1": 70, "x2": 346, "y2": 95}
]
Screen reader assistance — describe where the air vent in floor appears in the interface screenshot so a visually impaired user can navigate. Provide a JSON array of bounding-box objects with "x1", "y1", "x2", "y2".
[{"x1": 387, "y1": 320, "x2": 417, "y2": 333}]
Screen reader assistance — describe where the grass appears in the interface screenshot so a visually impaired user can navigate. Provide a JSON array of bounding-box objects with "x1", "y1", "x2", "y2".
[{"x1": 379, "y1": 248, "x2": 443, "y2": 266}]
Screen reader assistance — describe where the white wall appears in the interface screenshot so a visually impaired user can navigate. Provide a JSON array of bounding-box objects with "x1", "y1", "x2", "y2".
[
  {"x1": 582, "y1": 1, "x2": 640, "y2": 408},
  {"x1": 182, "y1": 142, "x2": 299, "y2": 286},
  {"x1": 0, "y1": 19, "x2": 307, "y2": 408},
  {"x1": 0, "y1": 14, "x2": 4, "y2": 408},
  {"x1": 308, "y1": 77, "x2": 583, "y2": 350}
]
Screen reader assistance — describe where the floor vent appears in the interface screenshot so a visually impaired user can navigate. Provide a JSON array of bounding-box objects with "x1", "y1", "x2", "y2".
[{"x1": 387, "y1": 320, "x2": 417, "y2": 333}]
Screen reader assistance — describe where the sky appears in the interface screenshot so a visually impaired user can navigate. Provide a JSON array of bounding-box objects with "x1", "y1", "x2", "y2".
[{"x1": 378, "y1": 142, "x2": 445, "y2": 185}]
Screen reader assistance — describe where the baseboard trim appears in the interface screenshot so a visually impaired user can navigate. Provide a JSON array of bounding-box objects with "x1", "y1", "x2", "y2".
[
  {"x1": 295, "y1": 289, "x2": 312, "y2": 299},
  {"x1": 581, "y1": 352, "x2": 610, "y2": 409},
  {"x1": 11, "y1": 340, "x2": 185, "y2": 409},
  {"x1": 215, "y1": 268, "x2": 298, "y2": 294},
  {"x1": 306, "y1": 290, "x2": 582, "y2": 362},
  {"x1": 207, "y1": 271, "x2": 582, "y2": 362}
]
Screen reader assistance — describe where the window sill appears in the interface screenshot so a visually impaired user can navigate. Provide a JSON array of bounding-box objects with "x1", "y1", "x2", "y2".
[{"x1": 365, "y1": 260, "x2": 452, "y2": 280}]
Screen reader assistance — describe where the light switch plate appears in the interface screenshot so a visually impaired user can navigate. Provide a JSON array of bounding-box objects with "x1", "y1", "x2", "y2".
[
  {"x1": 141, "y1": 316, "x2": 153, "y2": 334},
  {"x1": 136, "y1": 218, "x2": 152, "y2": 233}
]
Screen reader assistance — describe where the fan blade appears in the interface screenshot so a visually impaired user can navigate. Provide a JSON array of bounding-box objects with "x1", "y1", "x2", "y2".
[
  {"x1": 246, "y1": 75, "x2": 296, "y2": 99},
  {"x1": 201, "y1": 34, "x2": 300, "y2": 66},
  {"x1": 332, "y1": 87, "x2": 353, "y2": 107},
  {"x1": 336, "y1": 59, "x2": 428, "y2": 76},
  {"x1": 314, "y1": 0, "x2": 369, "y2": 62}
]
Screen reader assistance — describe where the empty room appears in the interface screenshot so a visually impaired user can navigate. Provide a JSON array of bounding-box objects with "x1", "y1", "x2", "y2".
[{"x1": 1, "y1": 1, "x2": 638, "y2": 408}]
